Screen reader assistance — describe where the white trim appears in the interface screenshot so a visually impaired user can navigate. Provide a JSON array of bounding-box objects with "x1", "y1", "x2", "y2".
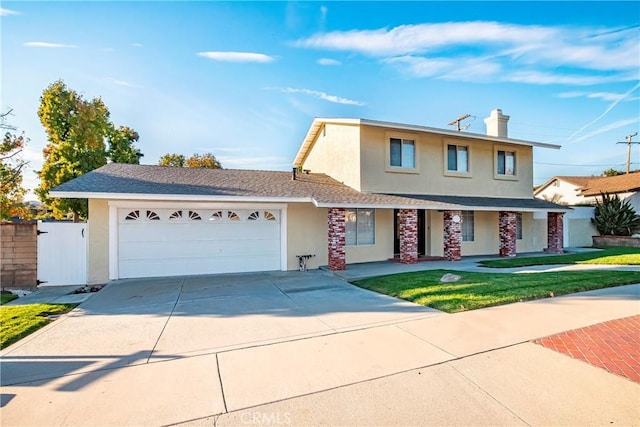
[
  {"x1": 108, "y1": 200, "x2": 288, "y2": 210},
  {"x1": 280, "y1": 206, "x2": 288, "y2": 271},
  {"x1": 109, "y1": 204, "x2": 118, "y2": 280}
]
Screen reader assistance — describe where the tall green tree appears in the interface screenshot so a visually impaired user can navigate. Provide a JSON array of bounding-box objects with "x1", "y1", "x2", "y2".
[
  {"x1": 108, "y1": 126, "x2": 142, "y2": 163},
  {"x1": 158, "y1": 153, "x2": 186, "y2": 167},
  {"x1": 0, "y1": 131, "x2": 29, "y2": 220},
  {"x1": 35, "y1": 80, "x2": 142, "y2": 221},
  {"x1": 158, "y1": 152, "x2": 222, "y2": 169},
  {"x1": 602, "y1": 168, "x2": 623, "y2": 177}
]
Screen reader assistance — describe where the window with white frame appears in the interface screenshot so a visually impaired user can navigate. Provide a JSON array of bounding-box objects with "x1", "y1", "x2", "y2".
[
  {"x1": 389, "y1": 138, "x2": 415, "y2": 168},
  {"x1": 447, "y1": 144, "x2": 469, "y2": 172},
  {"x1": 345, "y1": 208, "x2": 375, "y2": 245},
  {"x1": 462, "y1": 211, "x2": 474, "y2": 242},
  {"x1": 516, "y1": 212, "x2": 523, "y2": 240},
  {"x1": 497, "y1": 150, "x2": 516, "y2": 175}
]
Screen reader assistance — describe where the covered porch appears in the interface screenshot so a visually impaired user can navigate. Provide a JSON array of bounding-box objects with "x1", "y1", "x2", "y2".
[{"x1": 324, "y1": 195, "x2": 570, "y2": 271}]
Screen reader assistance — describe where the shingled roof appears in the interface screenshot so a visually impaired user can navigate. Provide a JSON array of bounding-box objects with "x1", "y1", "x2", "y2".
[
  {"x1": 580, "y1": 171, "x2": 640, "y2": 197},
  {"x1": 50, "y1": 163, "x2": 460, "y2": 209},
  {"x1": 50, "y1": 163, "x2": 568, "y2": 211}
]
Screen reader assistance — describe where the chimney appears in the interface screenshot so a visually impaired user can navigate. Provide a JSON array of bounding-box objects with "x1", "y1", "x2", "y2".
[
  {"x1": 292, "y1": 167, "x2": 297, "y2": 181},
  {"x1": 484, "y1": 109, "x2": 510, "y2": 138}
]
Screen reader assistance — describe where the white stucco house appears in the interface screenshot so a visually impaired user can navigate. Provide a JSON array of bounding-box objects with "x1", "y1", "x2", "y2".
[{"x1": 51, "y1": 109, "x2": 569, "y2": 283}]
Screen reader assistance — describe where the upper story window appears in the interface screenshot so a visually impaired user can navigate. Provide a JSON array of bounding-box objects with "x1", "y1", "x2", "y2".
[
  {"x1": 389, "y1": 138, "x2": 415, "y2": 168},
  {"x1": 462, "y1": 211, "x2": 474, "y2": 242},
  {"x1": 497, "y1": 150, "x2": 516, "y2": 176},
  {"x1": 346, "y1": 208, "x2": 375, "y2": 245},
  {"x1": 447, "y1": 144, "x2": 469, "y2": 173}
]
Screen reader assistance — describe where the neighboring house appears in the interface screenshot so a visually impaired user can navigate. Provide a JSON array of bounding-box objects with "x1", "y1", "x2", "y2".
[
  {"x1": 51, "y1": 109, "x2": 569, "y2": 284},
  {"x1": 534, "y1": 172, "x2": 640, "y2": 247},
  {"x1": 534, "y1": 176, "x2": 594, "y2": 205},
  {"x1": 579, "y1": 171, "x2": 640, "y2": 212}
]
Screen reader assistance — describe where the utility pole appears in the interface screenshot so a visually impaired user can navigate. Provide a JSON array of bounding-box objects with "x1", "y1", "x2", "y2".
[
  {"x1": 617, "y1": 132, "x2": 639, "y2": 174},
  {"x1": 448, "y1": 114, "x2": 471, "y2": 131}
]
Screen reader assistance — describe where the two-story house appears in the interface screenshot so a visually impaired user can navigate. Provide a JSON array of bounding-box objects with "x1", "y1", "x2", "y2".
[{"x1": 52, "y1": 109, "x2": 569, "y2": 284}]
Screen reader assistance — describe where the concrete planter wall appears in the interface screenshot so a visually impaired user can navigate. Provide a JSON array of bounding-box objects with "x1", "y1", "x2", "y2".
[{"x1": 592, "y1": 235, "x2": 640, "y2": 248}]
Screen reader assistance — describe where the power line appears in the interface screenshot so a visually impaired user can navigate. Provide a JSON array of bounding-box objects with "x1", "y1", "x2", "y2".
[{"x1": 534, "y1": 161, "x2": 636, "y2": 167}]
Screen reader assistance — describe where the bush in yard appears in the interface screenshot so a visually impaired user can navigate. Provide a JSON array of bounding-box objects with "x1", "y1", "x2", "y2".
[{"x1": 592, "y1": 193, "x2": 640, "y2": 236}]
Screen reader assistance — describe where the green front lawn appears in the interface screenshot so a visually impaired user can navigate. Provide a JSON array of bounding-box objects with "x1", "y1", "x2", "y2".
[
  {"x1": 479, "y1": 247, "x2": 640, "y2": 268},
  {"x1": 0, "y1": 303, "x2": 77, "y2": 349},
  {"x1": 353, "y1": 269, "x2": 640, "y2": 313},
  {"x1": 1, "y1": 294, "x2": 18, "y2": 305}
]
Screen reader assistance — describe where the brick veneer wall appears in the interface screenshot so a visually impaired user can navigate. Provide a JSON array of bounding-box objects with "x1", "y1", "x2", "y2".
[
  {"x1": 498, "y1": 211, "x2": 517, "y2": 257},
  {"x1": 443, "y1": 210, "x2": 462, "y2": 261},
  {"x1": 1, "y1": 222, "x2": 38, "y2": 289},
  {"x1": 399, "y1": 209, "x2": 418, "y2": 264},
  {"x1": 327, "y1": 207, "x2": 346, "y2": 270},
  {"x1": 547, "y1": 212, "x2": 564, "y2": 254}
]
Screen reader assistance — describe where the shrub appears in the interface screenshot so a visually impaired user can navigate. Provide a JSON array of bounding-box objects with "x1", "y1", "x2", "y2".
[{"x1": 592, "y1": 193, "x2": 640, "y2": 236}]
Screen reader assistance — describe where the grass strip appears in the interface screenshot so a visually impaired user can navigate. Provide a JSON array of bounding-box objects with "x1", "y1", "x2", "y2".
[
  {"x1": 1, "y1": 303, "x2": 78, "y2": 348},
  {"x1": 354, "y1": 269, "x2": 640, "y2": 313}
]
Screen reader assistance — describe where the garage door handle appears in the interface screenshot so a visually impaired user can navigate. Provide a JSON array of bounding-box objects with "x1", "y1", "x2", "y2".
[{"x1": 82, "y1": 228, "x2": 84, "y2": 238}]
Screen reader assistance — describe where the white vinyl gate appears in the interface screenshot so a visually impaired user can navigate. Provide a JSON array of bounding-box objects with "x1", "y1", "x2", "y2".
[{"x1": 37, "y1": 221, "x2": 88, "y2": 286}]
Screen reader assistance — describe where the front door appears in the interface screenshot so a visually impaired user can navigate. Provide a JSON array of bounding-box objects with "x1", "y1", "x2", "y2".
[{"x1": 393, "y1": 209, "x2": 426, "y2": 256}]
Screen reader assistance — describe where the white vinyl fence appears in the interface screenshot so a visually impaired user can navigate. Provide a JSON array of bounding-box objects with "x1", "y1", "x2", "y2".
[{"x1": 37, "y1": 221, "x2": 88, "y2": 286}]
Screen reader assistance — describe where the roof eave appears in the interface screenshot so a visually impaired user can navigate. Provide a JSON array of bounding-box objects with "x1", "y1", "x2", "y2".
[{"x1": 49, "y1": 191, "x2": 314, "y2": 204}]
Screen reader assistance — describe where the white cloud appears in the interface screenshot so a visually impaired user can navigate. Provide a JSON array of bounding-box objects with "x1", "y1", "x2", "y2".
[
  {"x1": 317, "y1": 58, "x2": 341, "y2": 66},
  {"x1": 132, "y1": 43, "x2": 143, "y2": 48},
  {"x1": 557, "y1": 91, "x2": 640, "y2": 102},
  {"x1": 295, "y1": 21, "x2": 640, "y2": 85},
  {"x1": 24, "y1": 41, "x2": 77, "y2": 48},
  {"x1": 385, "y1": 55, "x2": 502, "y2": 81},
  {"x1": 570, "y1": 117, "x2": 639, "y2": 144},
  {"x1": 0, "y1": 7, "x2": 20, "y2": 16},
  {"x1": 197, "y1": 51, "x2": 274, "y2": 63},
  {"x1": 504, "y1": 71, "x2": 620, "y2": 86},
  {"x1": 106, "y1": 77, "x2": 139, "y2": 88},
  {"x1": 296, "y1": 22, "x2": 555, "y2": 56},
  {"x1": 569, "y1": 81, "x2": 640, "y2": 139},
  {"x1": 274, "y1": 87, "x2": 365, "y2": 106}
]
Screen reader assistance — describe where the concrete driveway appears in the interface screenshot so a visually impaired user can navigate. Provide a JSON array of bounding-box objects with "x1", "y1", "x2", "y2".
[
  {"x1": 0, "y1": 269, "x2": 439, "y2": 386},
  {"x1": 1, "y1": 270, "x2": 638, "y2": 426}
]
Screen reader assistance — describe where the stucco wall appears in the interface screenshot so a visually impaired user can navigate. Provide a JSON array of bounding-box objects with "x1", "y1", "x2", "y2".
[
  {"x1": 430, "y1": 211, "x2": 544, "y2": 256},
  {"x1": 88, "y1": 199, "x2": 110, "y2": 284},
  {"x1": 517, "y1": 212, "x2": 545, "y2": 253},
  {"x1": 345, "y1": 209, "x2": 394, "y2": 264},
  {"x1": 301, "y1": 123, "x2": 361, "y2": 191},
  {"x1": 359, "y1": 125, "x2": 534, "y2": 198},
  {"x1": 286, "y1": 203, "x2": 328, "y2": 270}
]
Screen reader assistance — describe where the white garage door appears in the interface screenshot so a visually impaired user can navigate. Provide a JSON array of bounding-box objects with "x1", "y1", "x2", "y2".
[{"x1": 117, "y1": 208, "x2": 281, "y2": 279}]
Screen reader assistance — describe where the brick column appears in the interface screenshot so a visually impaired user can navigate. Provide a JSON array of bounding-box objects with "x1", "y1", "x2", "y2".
[
  {"x1": 443, "y1": 210, "x2": 462, "y2": 261},
  {"x1": 499, "y1": 211, "x2": 517, "y2": 257},
  {"x1": 399, "y1": 209, "x2": 418, "y2": 264},
  {"x1": 547, "y1": 212, "x2": 564, "y2": 254},
  {"x1": 328, "y1": 207, "x2": 346, "y2": 270}
]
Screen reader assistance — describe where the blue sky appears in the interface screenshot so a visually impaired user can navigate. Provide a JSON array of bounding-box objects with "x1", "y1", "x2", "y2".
[{"x1": 2, "y1": 1, "x2": 639, "y2": 199}]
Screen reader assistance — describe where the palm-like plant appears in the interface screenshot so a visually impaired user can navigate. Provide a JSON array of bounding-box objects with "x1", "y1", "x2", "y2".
[{"x1": 592, "y1": 193, "x2": 640, "y2": 236}]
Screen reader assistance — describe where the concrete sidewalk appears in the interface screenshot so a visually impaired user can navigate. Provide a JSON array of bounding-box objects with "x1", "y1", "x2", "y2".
[{"x1": 1, "y1": 283, "x2": 638, "y2": 426}]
